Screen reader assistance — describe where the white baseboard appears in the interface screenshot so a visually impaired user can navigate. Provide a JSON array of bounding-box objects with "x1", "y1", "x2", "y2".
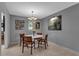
[{"x1": 10, "y1": 41, "x2": 19, "y2": 45}]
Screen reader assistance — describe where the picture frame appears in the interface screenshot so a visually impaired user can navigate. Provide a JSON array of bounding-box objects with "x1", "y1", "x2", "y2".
[
  {"x1": 48, "y1": 15, "x2": 62, "y2": 30},
  {"x1": 35, "y1": 22, "x2": 40, "y2": 29},
  {"x1": 15, "y1": 20, "x2": 25, "y2": 30}
]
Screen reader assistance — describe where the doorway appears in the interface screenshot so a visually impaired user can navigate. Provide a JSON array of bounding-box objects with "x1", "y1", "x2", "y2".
[{"x1": 1, "y1": 13, "x2": 5, "y2": 47}]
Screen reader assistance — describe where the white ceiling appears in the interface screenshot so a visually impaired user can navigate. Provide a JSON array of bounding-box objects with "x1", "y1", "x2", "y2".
[{"x1": 5, "y1": 2, "x2": 78, "y2": 19}]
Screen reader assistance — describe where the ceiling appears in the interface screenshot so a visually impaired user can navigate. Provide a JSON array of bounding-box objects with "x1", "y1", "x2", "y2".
[{"x1": 5, "y1": 2, "x2": 78, "y2": 19}]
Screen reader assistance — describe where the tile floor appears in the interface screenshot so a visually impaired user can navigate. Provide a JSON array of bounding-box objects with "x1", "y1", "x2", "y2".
[{"x1": 1, "y1": 41, "x2": 79, "y2": 56}]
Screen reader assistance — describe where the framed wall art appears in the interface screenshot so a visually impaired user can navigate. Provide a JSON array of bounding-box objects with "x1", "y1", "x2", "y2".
[
  {"x1": 15, "y1": 20, "x2": 25, "y2": 30},
  {"x1": 48, "y1": 15, "x2": 62, "y2": 30},
  {"x1": 35, "y1": 22, "x2": 40, "y2": 29}
]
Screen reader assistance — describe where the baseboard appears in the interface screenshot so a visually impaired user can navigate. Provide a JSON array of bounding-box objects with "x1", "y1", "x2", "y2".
[{"x1": 10, "y1": 41, "x2": 19, "y2": 45}]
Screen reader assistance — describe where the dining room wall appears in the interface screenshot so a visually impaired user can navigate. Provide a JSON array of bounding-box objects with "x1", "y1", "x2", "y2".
[
  {"x1": 0, "y1": 3, "x2": 3, "y2": 55},
  {"x1": 10, "y1": 15, "x2": 42, "y2": 44},
  {"x1": 4, "y1": 9, "x2": 10, "y2": 48},
  {"x1": 0, "y1": 2, "x2": 10, "y2": 49},
  {"x1": 41, "y1": 4, "x2": 79, "y2": 51}
]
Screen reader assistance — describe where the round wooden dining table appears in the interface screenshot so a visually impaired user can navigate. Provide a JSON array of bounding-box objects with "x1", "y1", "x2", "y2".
[{"x1": 24, "y1": 34, "x2": 44, "y2": 40}]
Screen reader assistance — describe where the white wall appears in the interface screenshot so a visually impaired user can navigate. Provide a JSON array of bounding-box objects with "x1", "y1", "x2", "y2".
[
  {"x1": 4, "y1": 10, "x2": 10, "y2": 48},
  {"x1": 0, "y1": 3, "x2": 6, "y2": 55},
  {"x1": 0, "y1": 3, "x2": 2, "y2": 55},
  {"x1": 10, "y1": 15, "x2": 42, "y2": 44},
  {"x1": 41, "y1": 4, "x2": 79, "y2": 51},
  {"x1": 0, "y1": 3, "x2": 10, "y2": 49},
  {"x1": 10, "y1": 15, "x2": 27, "y2": 43}
]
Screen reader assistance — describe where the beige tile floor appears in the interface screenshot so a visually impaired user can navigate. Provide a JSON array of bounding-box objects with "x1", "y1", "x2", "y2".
[{"x1": 1, "y1": 41, "x2": 79, "y2": 56}]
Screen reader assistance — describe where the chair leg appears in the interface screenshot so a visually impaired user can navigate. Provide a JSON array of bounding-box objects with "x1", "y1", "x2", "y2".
[
  {"x1": 22, "y1": 42, "x2": 24, "y2": 53},
  {"x1": 34, "y1": 42, "x2": 35, "y2": 49},
  {"x1": 38, "y1": 41, "x2": 39, "y2": 48},
  {"x1": 45, "y1": 41, "x2": 47, "y2": 49},
  {"x1": 46, "y1": 41, "x2": 48, "y2": 46},
  {"x1": 20, "y1": 39, "x2": 21, "y2": 46},
  {"x1": 47, "y1": 42, "x2": 48, "y2": 46},
  {"x1": 31, "y1": 44, "x2": 32, "y2": 55},
  {"x1": 34, "y1": 39, "x2": 35, "y2": 49}
]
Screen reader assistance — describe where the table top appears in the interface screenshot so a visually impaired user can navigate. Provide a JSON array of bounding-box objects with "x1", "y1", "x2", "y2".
[{"x1": 24, "y1": 34, "x2": 44, "y2": 39}]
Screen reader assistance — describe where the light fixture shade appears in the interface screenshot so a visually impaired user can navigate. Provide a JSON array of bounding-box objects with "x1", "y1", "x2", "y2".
[
  {"x1": 28, "y1": 11, "x2": 37, "y2": 20},
  {"x1": 28, "y1": 17, "x2": 32, "y2": 20},
  {"x1": 28, "y1": 16, "x2": 37, "y2": 20}
]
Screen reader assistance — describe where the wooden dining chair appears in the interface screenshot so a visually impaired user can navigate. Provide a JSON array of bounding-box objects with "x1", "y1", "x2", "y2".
[
  {"x1": 22, "y1": 36, "x2": 35, "y2": 55},
  {"x1": 20, "y1": 33, "x2": 25, "y2": 46},
  {"x1": 38, "y1": 34, "x2": 48, "y2": 49},
  {"x1": 34, "y1": 32, "x2": 42, "y2": 47}
]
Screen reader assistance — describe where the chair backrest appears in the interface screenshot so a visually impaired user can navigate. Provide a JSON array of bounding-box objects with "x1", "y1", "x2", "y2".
[
  {"x1": 45, "y1": 34, "x2": 48, "y2": 41},
  {"x1": 23, "y1": 36, "x2": 32, "y2": 44},
  {"x1": 20, "y1": 33, "x2": 25, "y2": 39},
  {"x1": 37, "y1": 33, "x2": 42, "y2": 35}
]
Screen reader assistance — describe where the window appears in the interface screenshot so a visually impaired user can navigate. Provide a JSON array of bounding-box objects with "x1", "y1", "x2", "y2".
[{"x1": 28, "y1": 21, "x2": 33, "y2": 30}]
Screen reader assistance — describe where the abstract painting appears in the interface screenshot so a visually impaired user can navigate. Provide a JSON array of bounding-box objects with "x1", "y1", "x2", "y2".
[
  {"x1": 35, "y1": 22, "x2": 40, "y2": 29},
  {"x1": 48, "y1": 15, "x2": 62, "y2": 30},
  {"x1": 15, "y1": 20, "x2": 25, "y2": 30}
]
